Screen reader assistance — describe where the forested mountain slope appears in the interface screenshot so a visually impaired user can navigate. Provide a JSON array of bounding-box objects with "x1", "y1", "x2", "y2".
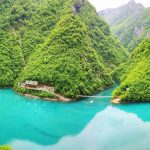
[
  {"x1": 112, "y1": 38, "x2": 150, "y2": 102},
  {"x1": 0, "y1": 0, "x2": 128, "y2": 99},
  {"x1": 0, "y1": 29, "x2": 25, "y2": 87},
  {"x1": 99, "y1": 0, "x2": 150, "y2": 51},
  {"x1": 0, "y1": 0, "x2": 65, "y2": 87}
]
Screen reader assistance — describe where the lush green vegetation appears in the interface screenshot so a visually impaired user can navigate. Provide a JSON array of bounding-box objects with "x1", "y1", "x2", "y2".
[
  {"x1": 0, "y1": 146, "x2": 12, "y2": 150},
  {"x1": 112, "y1": 38, "x2": 150, "y2": 102},
  {"x1": 1, "y1": 0, "x2": 128, "y2": 99},
  {"x1": 18, "y1": 88, "x2": 58, "y2": 99},
  {"x1": 14, "y1": 0, "x2": 128, "y2": 98},
  {"x1": 0, "y1": 30, "x2": 24, "y2": 87},
  {"x1": 99, "y1": 0, "x2": 150, "y2": 51},
  {"x1": 0, "y1": 0, "x2": 65, "y2": 87}
]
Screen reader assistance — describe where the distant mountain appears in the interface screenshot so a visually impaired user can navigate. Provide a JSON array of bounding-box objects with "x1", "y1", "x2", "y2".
[
  {"x1": 99, "y1": 0, "x2": 150, "y2": 51},
  {"x1": 112, "y1": 38, "x2": 150, "y2": 102}
]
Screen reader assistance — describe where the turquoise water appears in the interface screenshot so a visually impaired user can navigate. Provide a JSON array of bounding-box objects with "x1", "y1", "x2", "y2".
[{"x1": 0, "y1": 85, "x2": 150, "y2": 150}]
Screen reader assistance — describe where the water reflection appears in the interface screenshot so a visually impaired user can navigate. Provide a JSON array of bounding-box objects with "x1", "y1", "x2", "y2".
[
  {"x1": 113, "y1": 103, "x2": 150, "y2": 122},
  {"x1": 0, "y1": 87, "x2": 113, "y2": 146},
  {"x1": 11, "y1": 107, "x2": 150, "y2": 150}
]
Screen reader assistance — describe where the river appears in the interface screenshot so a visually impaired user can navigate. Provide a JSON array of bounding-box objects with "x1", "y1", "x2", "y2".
[{"x1": 0, "y1": 85, "x2": 150, "y2": 150}]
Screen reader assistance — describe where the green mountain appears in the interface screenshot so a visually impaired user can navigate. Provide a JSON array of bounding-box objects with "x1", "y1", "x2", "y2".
[
  {"x1": 99, "y1": 0, "x2": 150, "y2": 51},
  {"x1": 0, "y1": 0, "x2": 128, "y2": 99},
  {"x1": 112, "y1": 38, "x2": 150, "y2": 103},
  {"x1": 0, "y1": 30, "x2": 24, "y2": 87}
]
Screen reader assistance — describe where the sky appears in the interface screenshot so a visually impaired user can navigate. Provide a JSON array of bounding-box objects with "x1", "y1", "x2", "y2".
[{"x1": 89, "y1": 0, "x2": 150, "y2": 11}]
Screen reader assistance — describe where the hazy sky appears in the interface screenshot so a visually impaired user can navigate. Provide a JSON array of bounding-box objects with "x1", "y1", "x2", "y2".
[{"x1": 89, "y1": 0, "x2": 150, "y2": 11}]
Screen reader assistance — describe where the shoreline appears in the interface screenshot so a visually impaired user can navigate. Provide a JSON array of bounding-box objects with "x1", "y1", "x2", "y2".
[
  {"x1": 112, "y1": 97, "x2": 121, "y2": 104},
  {"x1": 18, "y1": 84, "x2": 72, "y2": 102},
  {"x1": 17, "y1": 92, "x2": 72, "y2": 102}
]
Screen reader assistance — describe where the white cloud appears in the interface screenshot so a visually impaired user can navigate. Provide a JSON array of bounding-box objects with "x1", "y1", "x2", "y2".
[{"x1": 89, "y1": 0, "x2": 150, "y2": 11}]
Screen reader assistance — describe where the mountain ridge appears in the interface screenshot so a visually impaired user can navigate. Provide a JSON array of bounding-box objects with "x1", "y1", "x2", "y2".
[{"x1": 99, "y1": 0, "x2": 150, "y2": 51}]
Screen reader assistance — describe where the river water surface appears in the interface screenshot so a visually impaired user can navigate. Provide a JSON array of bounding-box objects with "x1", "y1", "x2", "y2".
[{"x1": 0, "y1": 85, "x2": 150, "y2": 150}]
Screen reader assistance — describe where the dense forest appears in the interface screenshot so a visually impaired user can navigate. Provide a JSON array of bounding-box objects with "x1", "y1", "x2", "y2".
[
  {"x1": 99, "y1": 0, "x2": 150, "y2": 51},
  {"x1": 112, "y1": 38, "x2": 150, "y2": 102},
  {"x1": 0, "y1": 0, "x2": 128, "y2": 99}
]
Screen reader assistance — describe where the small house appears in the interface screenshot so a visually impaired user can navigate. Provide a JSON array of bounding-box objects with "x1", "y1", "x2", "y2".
[{"x1": 25, "y1": 80, "x2": 38, "y2": 88}]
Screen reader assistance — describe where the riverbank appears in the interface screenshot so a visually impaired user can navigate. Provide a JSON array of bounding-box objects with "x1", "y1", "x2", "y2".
[
  {"x1": 112, "y1": 97, "x2": 121, "y2": 104},
  {"x1": 18, "y1": 83, "x2": 71, "y2": 102},
  {"x1": 17, "y1": 92, "x2": 72, "y2": 102}
]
